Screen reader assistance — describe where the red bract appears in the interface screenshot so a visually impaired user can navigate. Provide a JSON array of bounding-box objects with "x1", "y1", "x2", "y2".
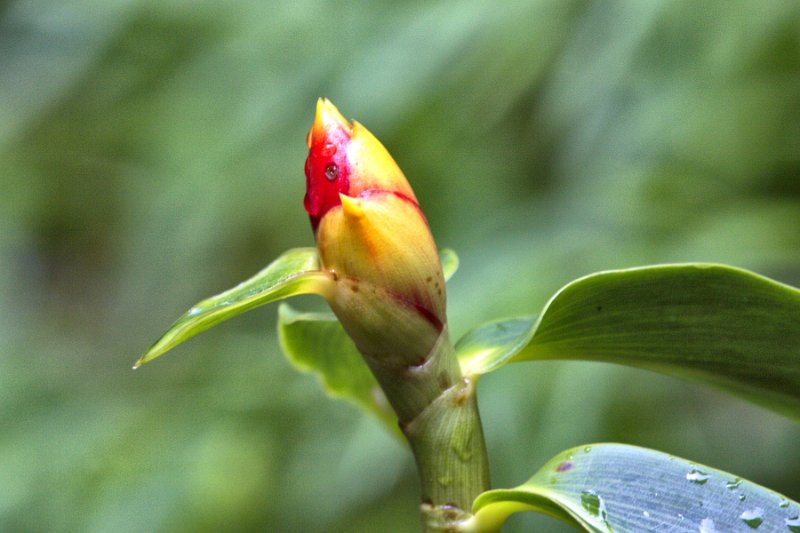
[{"x1": 304, "y1": 98, "x2": 352, "y2": 232}]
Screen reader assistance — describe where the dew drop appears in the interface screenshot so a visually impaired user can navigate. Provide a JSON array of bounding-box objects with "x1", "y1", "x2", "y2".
[
  {"x1": 740, "y1": 494, "x2": 747, "y2": 502},
  {"x1": 726, "y1": 478, "x2": 742, "y2": 490},
  {"x1": 584, "y1": 446, "x2": 593, "y2": 453},
  {"x1": 779, "y1": 499, "x2": 789, "y2": 508},
  {"x1": 687, "y1": 469, "x2": 710, "y2": 485},
  {"x1": 324, "y1": 163, "x2": 338, "y2": 181},
  {"x1": 580, "y1": 489, "x2": 608, "y2": 523},
  {"x1": 581, "y1": 490, "x2": 601, "y2": 516},
  {"x1": 786, "y1": 515, "x2": 800, "y2": 532},
  {"x1": 321, "y1": 142, "x2": 337, "y2": 156},
  {"x1": 643, "y1": 511, "x2": 650, "y2": 518},
  {"x1": 740, "y1": 508, "x2": 764, "y2": 529},
  {"x1": 699, "y1": 517, "x2": 717, "y2": 533}
]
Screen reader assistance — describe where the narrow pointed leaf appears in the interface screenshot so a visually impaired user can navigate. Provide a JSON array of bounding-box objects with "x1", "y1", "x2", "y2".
[
  {"x1": 456, "y1": 264, "x2": 800, "y2": 419},
  {"x1": 277, "y1": 303, "x2": 400, "y2": 437},
  {"x1": 471, "y1": 443, "x2": 800, "y2": 533},
  {"x1": 135, "y1": 248, "x2": 331, "y2": 367}
]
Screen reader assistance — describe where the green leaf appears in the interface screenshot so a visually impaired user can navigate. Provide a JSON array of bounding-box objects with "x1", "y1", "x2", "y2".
[
  {"x1": 135, "y1": 248, "x2": 331, "y2": 367},
  {"x1": 136, "y1": 248, "x2": 456, "y2": 370},
  {"x1": 277, "y1": 303, "x2": 399, "y2": 437},
  {"x1": 456, "y1": 264, "x2": 800, "y2": 419},
  {"x1": 440, "y1": 248, "x2": 459, "y2": 282},
  {"x1": 471, "y1": 443, "x2": 800, "y2": 533},
  {"x1": 455, "y1": 316, "x2": 536, "y2": 376}
]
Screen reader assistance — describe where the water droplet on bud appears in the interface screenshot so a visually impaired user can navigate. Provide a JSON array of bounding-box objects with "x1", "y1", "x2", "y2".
[{"x1": 324, "y1": 163, "x2": 338, "y2": 181}]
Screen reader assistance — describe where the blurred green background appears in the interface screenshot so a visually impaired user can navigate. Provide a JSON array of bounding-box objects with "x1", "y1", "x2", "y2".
[{"x1": 2, "y1": 1, "x2": 799, "y2": 531}]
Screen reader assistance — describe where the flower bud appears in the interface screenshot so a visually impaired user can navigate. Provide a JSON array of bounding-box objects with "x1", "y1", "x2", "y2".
[{"x1": 304, "y1": 99, "x2": 447, "y2": 370}]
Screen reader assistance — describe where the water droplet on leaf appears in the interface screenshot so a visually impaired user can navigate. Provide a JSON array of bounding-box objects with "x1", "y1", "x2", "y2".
[
  {"x1": 740, "y1": 508, "x2": 764, "y2": 529},
  {"x1": 726, "y1": 478, "x2": 742, "y2": 490},
  {"x1": 687, "y1": 469, "x2": 710, "y2": 485},
  {"x1": 785, "y1": 515, "x2": 800, "y2": 532},
  {"x1": 580, "y1": 490, "x2": 602, "y2": 517},
  {"x1": 580, "y1": 489, "x2": 610, "y2": 529},
  {"x1": 700, "y1": 517, "x2": 717, "y2": 533}
]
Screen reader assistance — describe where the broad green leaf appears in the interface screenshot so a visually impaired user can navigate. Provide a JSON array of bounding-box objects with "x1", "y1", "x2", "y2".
[
  {"x1": 277, "y1": 303, "x2": 399, "y2": 437},
  {"x1": 471, "y1": 443, "x2": 800, "y2": 533},
  {"x1": 456, "y1": 264, "x2": 800, "y2": 419},
  {"x1": 135, "y1": 248, "x2": 331, "y2": 367}
]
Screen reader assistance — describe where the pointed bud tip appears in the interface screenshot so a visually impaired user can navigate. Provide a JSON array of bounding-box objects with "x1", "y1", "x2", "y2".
[
  {"x1": 339, "y1": 194, "x2": 364, "y2": 218},
  {"x1": 309, "y1": 98, "x2": 351, "y2": 148},
  {"x1": 305, "y1": 99, "x2": 353, "y2": 225}
]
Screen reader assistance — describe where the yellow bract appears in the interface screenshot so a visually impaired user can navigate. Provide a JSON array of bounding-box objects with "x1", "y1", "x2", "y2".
[
  {"x1": 317, "y1": 191, "x2": 445, "y2": 324},
  {"x1": 347, "y1": 121, "x2": 417, "y2": 200}
]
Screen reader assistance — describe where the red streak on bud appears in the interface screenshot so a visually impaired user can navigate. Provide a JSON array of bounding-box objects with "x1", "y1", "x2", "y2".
[
  {"x1": 412, "y1": 302, "x2": 444, "y2": 332},
  {"x1": 304, "y1": 100, "x2": 352, "y2": 232}
]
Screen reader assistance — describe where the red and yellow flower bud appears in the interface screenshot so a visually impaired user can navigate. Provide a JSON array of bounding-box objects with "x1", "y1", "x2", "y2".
[
  {"x1": 304, "y1": 99, "x2": 447, "y2": 371},
  {"x1": 304, "y1": 101, "x2": 489, "y2": 513}
]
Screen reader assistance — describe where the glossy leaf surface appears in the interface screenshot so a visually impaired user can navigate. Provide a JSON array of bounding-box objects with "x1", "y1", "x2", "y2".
[
  {"x1": 456, "y1": 264, "x2": 800, "y2": 419},
  {"x1": 135, "y1": 248, "x2": 330, "y2": 367},
  {"x1": 471, "y1": 443, "x2": 800, "y2": 533}
]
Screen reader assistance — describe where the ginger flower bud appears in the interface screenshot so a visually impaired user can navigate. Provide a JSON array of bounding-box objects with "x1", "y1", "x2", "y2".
[{"x1": 304, "y1": 99, "x2": 446, "y2": 365}]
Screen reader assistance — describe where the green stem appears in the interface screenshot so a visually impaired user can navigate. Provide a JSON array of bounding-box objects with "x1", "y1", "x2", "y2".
[{"x1": 363, "y1": 328, "x2": 491, "y2": 532}]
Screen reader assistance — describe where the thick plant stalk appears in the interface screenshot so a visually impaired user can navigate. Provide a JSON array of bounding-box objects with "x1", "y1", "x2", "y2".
[
  {"x1": 362, "y1": 327, "x2": 490, "y2": 530},
  {"x1": 303, "y1": 99, "x2": 490, "y2": 530}
]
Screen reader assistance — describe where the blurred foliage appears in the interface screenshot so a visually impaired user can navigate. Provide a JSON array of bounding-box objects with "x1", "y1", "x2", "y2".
[{"x1": 2, "y1": 1, "x2": 799, "y2": 531}]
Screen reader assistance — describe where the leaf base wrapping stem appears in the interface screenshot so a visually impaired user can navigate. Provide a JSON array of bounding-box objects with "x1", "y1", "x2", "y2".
[{"x1": 362, "y1": 331, "x2": 490, "y2": 532}]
